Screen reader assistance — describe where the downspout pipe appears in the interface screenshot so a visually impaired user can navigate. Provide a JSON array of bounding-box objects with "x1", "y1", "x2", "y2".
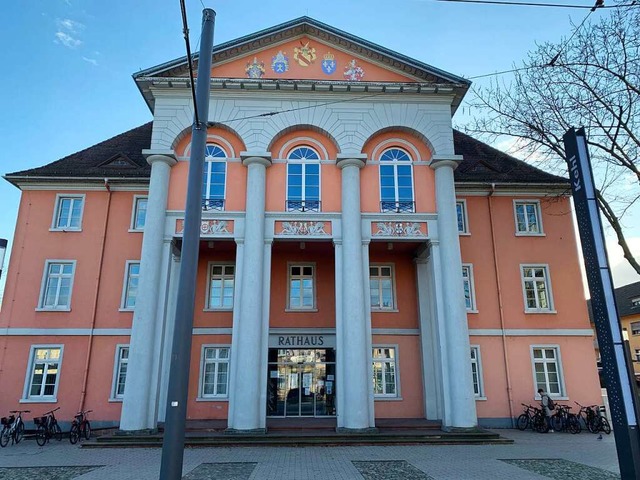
[
  {"x1": 488, "y1": 182, "x2": 516, "y2": 428},
  {"x1": 78, "y1": 178, "x2": 112, "y2": 412}
]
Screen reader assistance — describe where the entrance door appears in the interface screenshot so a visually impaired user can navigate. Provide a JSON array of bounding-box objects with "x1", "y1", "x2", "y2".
[{"x1": 267, "y1": 349, "x2": 336, "y2": 417}]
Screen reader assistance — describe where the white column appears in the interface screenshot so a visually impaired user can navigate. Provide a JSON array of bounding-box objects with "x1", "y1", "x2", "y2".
[
  {"x1": 431, "y1": 158, "x2": 477, "y2": 429},
  {"x1": 333, "y1": 239, "x2": 345, "y2": 429},
  {"x1": 258, "y1": 240, "x2": 273, "y2": 429},
  {"x1": 121, "y1": 152, "x2": 176, "y2": 431},
  {"x1": 227, "y1": 239, "x2": 244, "y2": 427},
  {"x1": 336, "y1": 155, "x2": 374, "y2": 431},
  {"x1": 361, "y1": 240, "x2": 375, "y2": 427},
  {"x1": 227, "y1": 153, "x2": 271, "y2": 432}
]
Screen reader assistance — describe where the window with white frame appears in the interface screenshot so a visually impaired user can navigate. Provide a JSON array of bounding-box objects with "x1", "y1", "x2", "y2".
[
  {"x1": 379, "y1": 147, "x2": 414, "y2": 213},
  {"x1": 208, "y1": 264, "x2": 235, "y2": 309},
  {"x1": 39, "y1": 261, "x2": 75, "y2": 310},
  {"x1": 53, "y1": 195, "x2": 83, "y2": 230},
  {"x1": 532, "y1": 346, "x2": 564, "y2": 396},
  {"x1": 515, "y1": 201, "x2": 543, "y2": 234},
  {"x1": 456, "y1": 200, "x2": 469, "y2": 234},
  {"x1": 470, "y1": 346, "x2": 484, "y2": 397},
  {"x1": 111, "y1": 345, "x2": 129, "y2": 399},
  {"x1": 202, "y1": 144, "x2": 227, "y2": 211},
  {"x1": 200, "y1": 346, "x2": 230, "y2": 398},
  {"x1": 25, "y1": 346, "x2": 62, "y2": 400},
  {"x1": 286, "y1": 146, "x2": 321, "y2": 212},
  {"x1": 631, "y1": 321, "x2": 640, "y2": 336},
  {"x1": 121, "y1": 262, "x2": 140, "y2": 310},
  {"x1": 462, "y1": 264, "x2": 476, "y2": 311},
  {"x1": 521, "y1": 265, "x2": 553, "y2": 312},
  {"x1": 369, "y1": 265, "x2": 394, "y2": 310},
  {"x1": 372, "y1": 347, "x2": 398, "y2": 397},
  {"x1": 132, "y1": 197, "x2": 148, "y2": 230},
  {"x1": 635, "y1": 349, "x2": 640, "y2": 362},
  {"x1": 288, "y1": 264, "x2": 315, "y2": 310}
]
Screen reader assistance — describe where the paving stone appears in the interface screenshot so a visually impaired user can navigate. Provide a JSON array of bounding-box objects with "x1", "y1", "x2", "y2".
[
  {"x1": 182, "y1": 462, "x2": 257, "y2": 480},
  {"x1": 500, "y1": 459, "x2": 621, "y2": 480},
  {"x1": 352, "y1": 460, "x2": 434, "y2": 480},
  {"x1": 0, "y1": 466, "x2": 101, "y2": 480}
]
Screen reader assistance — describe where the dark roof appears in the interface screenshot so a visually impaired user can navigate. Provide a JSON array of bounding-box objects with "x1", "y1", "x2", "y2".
[
  {"x1": 4, "y1": 123, "x2": 567, "y2": 186},
  {"x1": 453, "y1": 130, "x2": 566, "y2": 184},
  {"x1": 588, "y1": 281, "x2": 640, "y2": 321},
  {"x1": 5, "y1": 123, "x2": 152, "y2": 183}
]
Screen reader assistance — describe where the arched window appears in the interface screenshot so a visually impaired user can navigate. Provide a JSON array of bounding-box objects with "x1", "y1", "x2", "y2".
[
  {"x1": 379, "y1": 147, "x2": 414, "y2": 213},
  {"x1": 286, "y1": 146, "x2": 321, "y2": 212},
  {"x1": 202, "y1": 144, "x2": 227, "y2": 211}
]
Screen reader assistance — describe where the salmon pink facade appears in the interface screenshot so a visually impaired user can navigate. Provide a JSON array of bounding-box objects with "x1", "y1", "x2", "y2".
[{"x1": 0, "y1": 18, "x2": 601, "y2": 432}]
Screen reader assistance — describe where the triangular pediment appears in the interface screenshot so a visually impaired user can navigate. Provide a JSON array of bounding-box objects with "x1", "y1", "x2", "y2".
[{"x1": 137, "y1": 17, "x2": 468, "y2": 86}]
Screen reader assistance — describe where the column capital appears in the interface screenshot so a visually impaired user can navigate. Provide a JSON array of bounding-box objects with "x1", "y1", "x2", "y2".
[
  {"x1": 142, "y1": 150, "x2": 177, "y2": 167},
  {"x1": 336, "y1": 154, "x2": 367, "y2": 170},
  {"x1": 241, "y1": 152, "x2": 272, "y2": 168},
  {"x1": 430, "y1": 155, "x2": 464, "y2": 171}
]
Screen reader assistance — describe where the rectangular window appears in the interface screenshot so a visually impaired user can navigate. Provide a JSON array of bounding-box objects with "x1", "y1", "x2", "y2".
[
  {"x1": 132, "y1": 197, "x2": 148, "y2": 230},
  {"x1": 372, "y1": 347, "x2": 398, "y2": 397},
  {"x1": 456, "y1": 200, "x2": 469, "y2": 234},
  {"x1": 532, "y1": 346, "x2": 565, "y2": 396},
  {"x1": 200, "y1": 347, "x2": 230, "y2": 398},
  {"x1": 202, "y1": 162, "x2": 226, "y2": 211},
  {"x1": 632, "y1": 322, "x2": 640, "y2": 336},
  {"x1": 470, "y1": 346, "x2": 484, "y2": 397},
  {"x1": 288, "y1": 264, "x2": 315, "y2": 310},
  {"x1": 111, "y1": 345, "x2": 129, "y2": 400},
  {"x1": 369, "y1": 265, "x2": 394, "y2": 310},
  {"x1": 208, "y1": 264, "x2": 235, "y2": 309},
  {"x1": 515, "y1": 201, "x2": 543, "y2": 234},
  {"x1": 462, "y1": 264, "x2": 476, "y2": 311},
  {"x1": 521, "y1": 265, "x2": 553, "y2": 312},
  {"x1": 39, "y1": 261, "x2": 75, "y2": 310},
  {"x1": 53, "y1": 195, "x2": 83, "y2": 230},
  {"x1": 635, "y1": 349, "x2": 640, "y2": 362},
  {"x1": 121, "y1": 262, "x2": 140, "y2": 310},
  {"x1": 25, "y1": 346, "x2": 62, "y2": 400}
]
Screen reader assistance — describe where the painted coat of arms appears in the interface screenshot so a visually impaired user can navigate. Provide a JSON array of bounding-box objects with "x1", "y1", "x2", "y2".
[
  {"x1": 245, "y1": 57, "x2": 265, "y2": 78},
  {"x1": 293, "y1": 41, "x2": 316, "y2": 67},
  {"x1": 344, "y1": 59, "x2": 365, "y2": 81},
  {"x1": 321, "y1": 51, "x2": 336, "y2": 75},
  {"x1": 271, "y1": 50, "x2": 289, "y2": 74}
]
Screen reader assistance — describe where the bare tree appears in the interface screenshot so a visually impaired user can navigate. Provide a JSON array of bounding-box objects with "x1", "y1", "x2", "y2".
[{"x1": 467, "y1": 4, "x2": 640, "y2": 274}]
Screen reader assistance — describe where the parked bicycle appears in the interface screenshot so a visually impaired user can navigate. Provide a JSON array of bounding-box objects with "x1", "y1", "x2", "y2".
[
  {"x1": 69, "y1": 410, "x2": 92, "y2": 444},
  {"x1": 0, "y1": 410, "x2": 30, "y2": 447},
  {"x1": 550, "y1": 404, "x2": 581, "y2": 434},
  {"x1": 516, "y1": 403, "x2": 549, "y2": 433},
  {"x1": 34, "y1": 407, "x2": 62, "y2": 446},
  {"x1": 576, "y1": 402, "x2": 611, "y2": 434}
]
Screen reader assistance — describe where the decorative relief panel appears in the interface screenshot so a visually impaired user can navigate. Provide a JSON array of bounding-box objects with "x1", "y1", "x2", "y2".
[
  {"x1": 275, "y1": 221, "x2": 331, "y2": 236},
  {"x1": 371, "y1": 221, "x2": 427, "y2": 237},
  {"x1": 175, "y1": 219, "x2": 234, "y2": 236}
]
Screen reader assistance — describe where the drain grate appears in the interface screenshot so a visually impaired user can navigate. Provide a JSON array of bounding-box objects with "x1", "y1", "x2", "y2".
[
  {"x1": 352, "y1": 460, "x2": 434, "y2": 480},
  {"x1": 500, "y1": 458, "x2": 620, "y2": 480},
  {"x1": 0, "y1": 466, "x2": 101, "y2": 480},
  {"x1": 182, "y1": 462, "x2": 258, "y2": 480}
]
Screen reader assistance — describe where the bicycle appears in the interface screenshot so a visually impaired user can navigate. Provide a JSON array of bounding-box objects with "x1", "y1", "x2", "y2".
[
  {"x1": 576, "y1": 402, "x2": 611, "y2": 434},
  {"x1": 550, "y1": 404, "x2": 581, "y2": 434},
  {"x1": 0, "y1": 410, "x2": 30, "y2": 447},
  {"x1": 516, "y1": 403, "x2": 548, "y2": 433},
  {"x1": 69, "y1": 410, "x2": 92, "y2": 444},
  {"x1": 516, "y1": 404, "x2": 536, "y2": 430},
  {"x1": 34, "y1": 407, "x2": 62, "y2": 446}
]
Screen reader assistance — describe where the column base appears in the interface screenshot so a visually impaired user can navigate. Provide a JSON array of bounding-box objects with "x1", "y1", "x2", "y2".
[
  {"x1": 336, "y1": 427, "x2": 379, "y2": 434},
  {"x1": 224, "y1": 428, "x2": 267, "y2": 435},
  {"x1": 114, "y1": 428, "x2": 159, "y2": 436}
]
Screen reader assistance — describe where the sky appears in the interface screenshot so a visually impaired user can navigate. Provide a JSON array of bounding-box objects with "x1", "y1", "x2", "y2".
[{"x1": 1, "y1": 0, "x2": 639, "y2": 301}]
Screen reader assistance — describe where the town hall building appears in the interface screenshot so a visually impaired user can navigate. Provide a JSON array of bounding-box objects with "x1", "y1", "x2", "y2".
[{"x1": 0, "y1": 17, "x2": 602, "y2": 432}]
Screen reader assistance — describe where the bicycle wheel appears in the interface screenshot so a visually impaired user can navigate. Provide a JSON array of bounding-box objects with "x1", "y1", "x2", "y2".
[
  {"x1": 83, "y1": 421, "x2": 91, "y2": 440},
  {"x1": 52, "y1": 423, "x2": 62, "y2": 442},
  {"x1": 534, "y1": 415, "x2": 549, "y2": 433},
  {"x1": 568, "y1": 415, "x2": 581, "y2": 434},
  {"x1": 587, "y1": 417, "x2": 600, "y2": 434},
  {"x1": 551, "y1": 414, "x2": 563, "y2": 432},
  {"x1": 69, "y1": 424, "x2": 79, "y2": 445},
  {"x1": 516, "y1": 414, "x2": 529, "y2": 430},
  {"x1": 36, "y1": 426, "x2": 47, "y2": 446},
  {"x1": 15, "y1": 423, "x2": 24, "y2": 444},
  {"x1": 0, "y1": 427, "x2": 9, "y2": 448},
  {"x1": 600, "y1": 417, "x2": 612, "y2": 434}
]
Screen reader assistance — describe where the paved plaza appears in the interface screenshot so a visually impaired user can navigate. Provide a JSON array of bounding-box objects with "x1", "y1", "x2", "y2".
[{"x1": 0, "y1": 429, "x2": 621, "y2": 479}]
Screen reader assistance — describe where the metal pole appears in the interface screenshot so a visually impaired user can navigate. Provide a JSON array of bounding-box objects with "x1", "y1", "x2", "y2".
[{"x1": 159, "y1": 8, "x2": 215, "y2": 480}]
